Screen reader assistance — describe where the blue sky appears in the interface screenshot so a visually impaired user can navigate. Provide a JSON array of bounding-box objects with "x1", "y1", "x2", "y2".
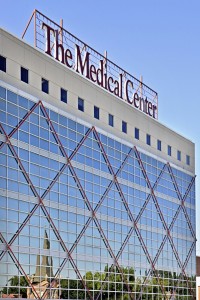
[{"x1": 1, "y1": 0, "x2": 199, "y2": 253}]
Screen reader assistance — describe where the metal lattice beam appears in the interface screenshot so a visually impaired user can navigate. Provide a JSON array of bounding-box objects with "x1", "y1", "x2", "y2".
[{"x1": 0, "y1": 98, "x2": 196, "y2": 299}]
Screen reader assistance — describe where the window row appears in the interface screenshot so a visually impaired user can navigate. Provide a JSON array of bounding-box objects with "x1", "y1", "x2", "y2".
[
  {"x1": 0, "y1": 55, "x2": 190, "y2": 166},
  {"x1": 77, "y1": 101, "x2": 190, "y2": 165},
  {"x1": 0, "y1": 55, "x2": 68, "y2": 103},
  {"x1": 134, "y1": 129, "x2": 190, "y2": 165}
]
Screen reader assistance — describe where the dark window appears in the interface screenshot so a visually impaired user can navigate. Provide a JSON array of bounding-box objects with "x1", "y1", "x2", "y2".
[
  {"x1": 157, "y1": 139, "x2": 161, "y2": 151},
  {"x1": 61, "y1": 88, "x2": 67, "y2": 103},
  {"x1": 146, "y1": 134, "x2": 151, "y2": 146},
  {"x1": 94, "y1": 106, "x2": 99, "y2": 119},
  {"x1": 177, "y1": 150, "x2": 181, "y2": 161},
  {"x1": 168, "y1": 145, "x2": 171, "y2": 156},
  {"x1": 42, "y1": 78, "x2": 49, "y2": 94},
  {"x1": 135, "y1": 128, "x2": 139, "y2": 140},
  {"x1": 109, "y1": 114, "x2": 114, "y2": 127},
  {"x1": 186, "y1": 155, "x2": 190, "y2": 166},
  {"x1": 122, "y1": 121, "x2": 127, "y2": 134},
  {"x1": 78, "y1": 97, "x2": 84, "y2": 112},
  {"x1": 0, "y1": 55, "x2": 6, "y2": 72},
  {"x1": 21, "y1": 67, "x2": 28, "y2": 83}
]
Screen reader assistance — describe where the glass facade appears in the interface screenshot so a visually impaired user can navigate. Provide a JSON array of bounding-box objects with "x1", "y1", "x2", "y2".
[{"x1": 0, "y1": 85, "x2": 196, "y2": 299}]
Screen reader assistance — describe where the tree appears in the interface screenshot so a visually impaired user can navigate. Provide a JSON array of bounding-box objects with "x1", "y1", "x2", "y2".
[{"x1": 0, "y1": 276, "x2": 28, "y2": 298}]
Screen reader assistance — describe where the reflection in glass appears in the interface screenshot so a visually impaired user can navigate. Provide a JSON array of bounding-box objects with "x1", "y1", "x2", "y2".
[
  {"x1": 27, "y1": 231, "x2": 60, "y2": 299},
  {"x1": 0, "y1": 87, "x2": 196, "y2": 299}
]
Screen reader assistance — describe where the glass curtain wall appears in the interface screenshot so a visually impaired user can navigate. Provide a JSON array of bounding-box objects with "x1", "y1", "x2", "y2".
[{"x1": 0, "y1": 85, "x2": 196, "y2": 299}]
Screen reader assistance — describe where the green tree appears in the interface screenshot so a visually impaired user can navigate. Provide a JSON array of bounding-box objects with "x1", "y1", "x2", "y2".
[
  {"x1": 0, "y1": 275, "x2": 28, "y2": 297},
  {"x1": 83, "y1": 265, "x2": 135, "y2": 300}
]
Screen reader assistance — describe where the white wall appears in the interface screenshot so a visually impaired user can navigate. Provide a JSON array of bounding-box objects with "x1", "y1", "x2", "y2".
[{"x1": 0, "y1": 28, "x2": 195, "y2": 175}]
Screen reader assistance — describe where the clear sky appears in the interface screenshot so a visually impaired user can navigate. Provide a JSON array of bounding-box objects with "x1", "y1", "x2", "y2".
[{"x1": 1, "y1": 0, "x2": 199, "y2": 253}]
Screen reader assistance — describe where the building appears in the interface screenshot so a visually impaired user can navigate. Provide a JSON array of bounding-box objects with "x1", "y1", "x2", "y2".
[
  {"x1": 197, "y1": 256, "x2": 200, "y2": 300},
  {"x1": 0, "y1": 10, "x2": 196, "y2": 300}
]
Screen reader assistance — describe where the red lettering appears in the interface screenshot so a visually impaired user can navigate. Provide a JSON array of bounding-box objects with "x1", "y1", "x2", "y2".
[
  {"x1": 119, "y1": 73, "x2": 123, "y2": 99},
  {"x1": 55, "y1": 30, "x2": 64, "y2": 63},
  {"x1": 125, "y1": 80, "x2": 133, "y2": 103},
  {"x1": 90, "y1": 64, "x2": 97, "y2": 82},
  {"x1": 153, "y1": 105, "x2": 157, "y2": 118},
  {"x1": 75, "y1": 45, "x2": 90, "y2": 79},
  {"x1": 134, "y1": 93, "x2": 139, "y2": 108},
  {"x1": 108, "y1": 76, "x2": 114, "y2": 93},
  {"x1": 148, "y1": 102, "x2": 153, "y2": 116},
  {"x1": 144, "y1": 97, "x2": 148, "y2": 114},
  {"x1": 65, "y1": 49, "x2": 73, "y2": 68},
  {"x1": 139, "y1": 97, "x2": 145, "y2": 112},
  {"x1": 96, "y1": 60, "x2": 104, "y2": 87},
  {"x1": 114, "y1": 80, "x2": 119, "y2": 97},
  {"x1": 42, "y1": 22, "x2": 55, "y2": 56}
]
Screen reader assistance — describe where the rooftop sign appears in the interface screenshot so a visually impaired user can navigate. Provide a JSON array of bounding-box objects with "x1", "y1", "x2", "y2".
[{"x1": 22, "y1": 10, "x2": 158, "y2": 119}]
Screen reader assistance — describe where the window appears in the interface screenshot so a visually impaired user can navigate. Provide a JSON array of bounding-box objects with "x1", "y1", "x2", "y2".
[
  {"x1": 61, "y1": 88, "x2": 67, "y2": 103},
  {"x1": 0, "y1": 55, "x2": 6, "y2": 72},
  {"x1": 157, "y1": 139, "x2": 161, "y2": 151},
  {"x1": 21, "y1": 67, "x2": 28, "y2": 84},
  {"x1": 109, "y1": 114, "x2": 114, "y2": 127},
  {"x1": 94, "y1": 106, "x2": 99, "y2": 119},
  {"x1": 135, "y1": 128, "x2": 139, "y2": 140},
  {"x1": 177, "y1": 150, "x2": 181, "y2": 161},
  {"x1": 42, "y1": 78, "x2": 49, "y2": 94},
  {"x1": 78, "y1": 97, "x2": 84, "y2": 112},
  {"x1": 122, "y1": 121, "x2": 127, "y2": 133},
  {"x1": 168, "y1": 145, "x2": 171, "y2": 156},
  {"x1": 186, "y1": 155, "x2": 190, "y2": 165},
  {"x1": 146, "y1": 134, "x2": 151, "y2": 146}
]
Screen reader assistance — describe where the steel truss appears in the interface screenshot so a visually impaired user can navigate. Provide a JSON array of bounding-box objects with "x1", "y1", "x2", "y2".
[{"x1": 0, "y1": 99, "x2": 196, "y2": 299}]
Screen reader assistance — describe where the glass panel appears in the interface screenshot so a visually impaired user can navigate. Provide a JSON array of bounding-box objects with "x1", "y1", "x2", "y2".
[
  {"x1": 78, "y1": 97, "x2": 84, "y2": 112},
  {"x1": 108, "y1": 113, "x2": 114, "y2": 127},
  {"x1": 21, "y1": 67, "x2": 29, "y2": 84},
  {"x1": 135, "y1": 127, "x2": 139, "y2": 140},
  {"x1": 42, "y1": 78, "x2": 49, "y2": 94},
  {"x1": 146, "y1": 134, "x2": 151, "y2": 145},
  {"x1": 0, "y1": 85, "x2": 195, "y2": 298},
  {"x1": 122, "y1": 120, "x2": 127, "y2": 133},
  {"x1": 94, "y1": 106, "x2": 99, "y2": 119},
  {"x1": 61, "y1": 88, "x2": 67, "y2": 103},
  {"x1": 0, "y1": 55, "x2": 6, "y2": 72}
]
